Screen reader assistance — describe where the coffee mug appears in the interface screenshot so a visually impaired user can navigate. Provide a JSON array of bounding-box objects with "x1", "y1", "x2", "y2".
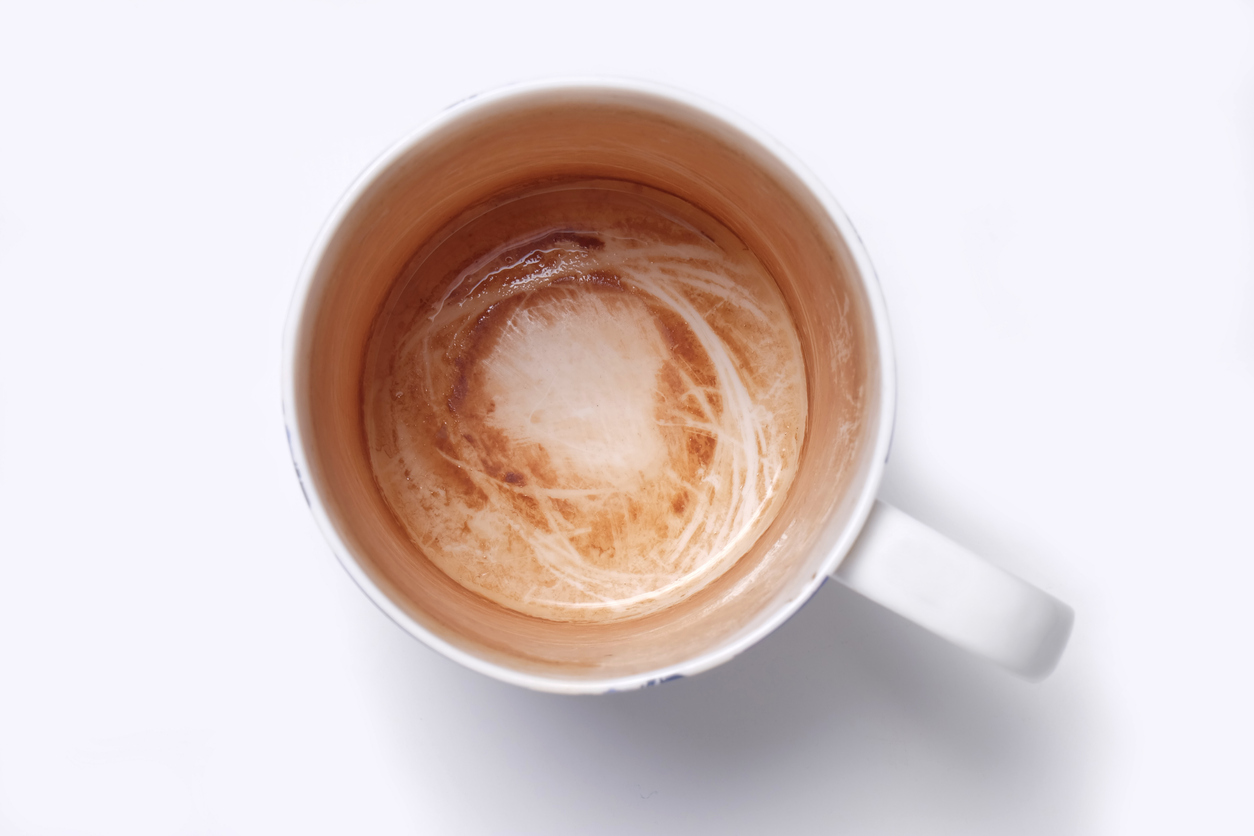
[{"x1": 282, "y1": 78, "x2": 1073, "y2": 693}]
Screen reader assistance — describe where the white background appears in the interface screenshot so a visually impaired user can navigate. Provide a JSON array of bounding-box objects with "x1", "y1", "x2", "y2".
[{"x1": 2, "y1": 1, "x2": 1251, "y2": 833}]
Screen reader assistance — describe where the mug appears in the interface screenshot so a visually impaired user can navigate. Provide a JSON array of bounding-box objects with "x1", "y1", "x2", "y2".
[{"x1": 282, "y1": 78, "x2": 1073, "y2": 693}]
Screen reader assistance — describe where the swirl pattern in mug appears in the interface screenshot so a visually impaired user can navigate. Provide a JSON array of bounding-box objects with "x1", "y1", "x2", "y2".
[{"x1": 364, "y1": 183, "x2": 807, "y2": 622}]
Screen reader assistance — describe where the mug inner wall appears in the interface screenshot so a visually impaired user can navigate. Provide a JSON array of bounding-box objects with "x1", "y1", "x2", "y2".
[{"x1": 294, "y1": 88, "x2": 881, "y2": 683}]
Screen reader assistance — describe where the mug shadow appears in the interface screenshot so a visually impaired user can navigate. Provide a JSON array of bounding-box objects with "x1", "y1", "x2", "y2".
[{"x1": 348, "y1": 566, "x2": 1103, "y2": 834}]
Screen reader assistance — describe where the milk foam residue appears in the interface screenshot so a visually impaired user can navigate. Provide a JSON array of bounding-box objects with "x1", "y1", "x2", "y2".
[{"x1": 365, "y1": 184, "x2": 807, "y2": 622}]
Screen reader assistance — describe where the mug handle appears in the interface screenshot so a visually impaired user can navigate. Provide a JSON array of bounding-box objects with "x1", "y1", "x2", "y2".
[{"x1": 832, "y1": 501, "x2": 1074, "y2": 680}]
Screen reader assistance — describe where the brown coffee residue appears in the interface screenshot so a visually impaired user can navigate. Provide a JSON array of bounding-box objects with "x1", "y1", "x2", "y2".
[{"x1": 363, "y1": 182, "x2": 808, "y2": 622}]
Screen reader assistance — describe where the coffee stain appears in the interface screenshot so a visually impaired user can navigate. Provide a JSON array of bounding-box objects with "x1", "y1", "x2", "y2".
[{"x1": 364, "y1": 183, "x2": 808, "y2": 623}]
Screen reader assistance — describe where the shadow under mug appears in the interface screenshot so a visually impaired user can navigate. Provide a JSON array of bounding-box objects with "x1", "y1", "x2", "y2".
[{"x1": 282, "y1": 79, "x2": 1073, "y2": 694}]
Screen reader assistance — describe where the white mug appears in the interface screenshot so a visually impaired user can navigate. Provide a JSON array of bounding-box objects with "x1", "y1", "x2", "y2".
[{"x1": 282, "y1": 78, "x2": 1073, "y2": 693}]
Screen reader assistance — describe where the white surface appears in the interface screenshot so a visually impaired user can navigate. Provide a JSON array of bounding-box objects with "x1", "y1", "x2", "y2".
[{"x1": 0, "y1": 1, "x2": 1250, "y2": 833}]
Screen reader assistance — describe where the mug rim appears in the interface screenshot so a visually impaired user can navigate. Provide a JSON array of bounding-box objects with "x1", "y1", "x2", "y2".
[{"x1": 281, "y1": 76, "x2": 897, "y2": 693}]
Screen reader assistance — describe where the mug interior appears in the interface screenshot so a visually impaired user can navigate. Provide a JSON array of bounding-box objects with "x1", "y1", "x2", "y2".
[{"x1": 287, "y1": 82, "x2": 887, "y2": 691}]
